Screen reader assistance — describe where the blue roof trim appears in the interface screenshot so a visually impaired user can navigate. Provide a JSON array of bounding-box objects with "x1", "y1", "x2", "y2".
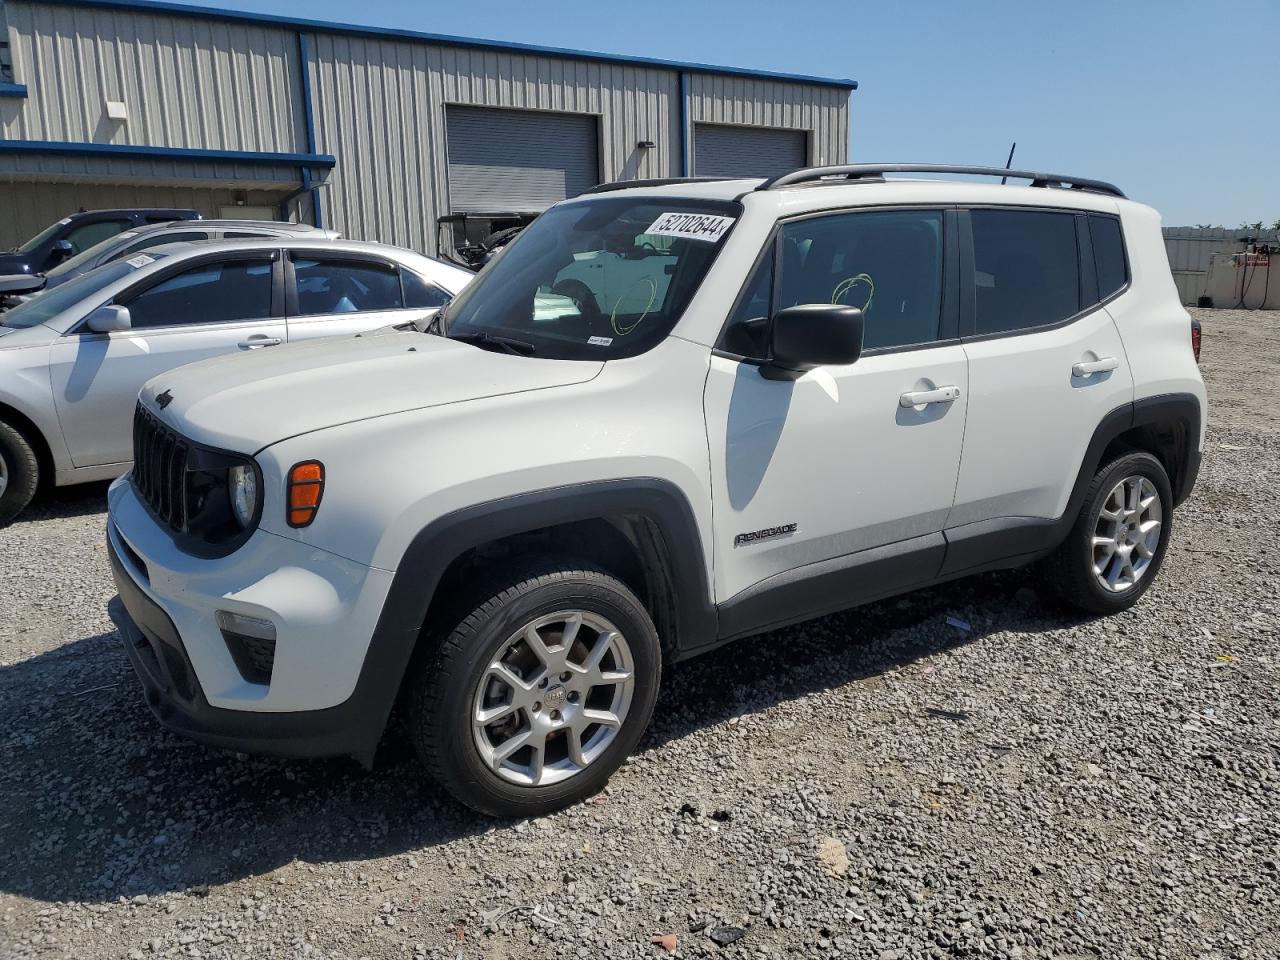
[
  {"x1": 0, "y1": 139, "x2": 337, "y2": 167},
  {"x1": 37, "y1": 0, "x2": 858, "y2": 91},
  {"x1": 0, "y1": 83, "x2": 29, "y2": 98}
]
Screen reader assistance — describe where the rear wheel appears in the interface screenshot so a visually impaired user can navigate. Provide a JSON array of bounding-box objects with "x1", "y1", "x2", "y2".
[
  {"x1": 0, "y1": 420, "x2": 40, "y2": 527},
  {"x1": 409, "y1": 561, "x2": 661, "y2": 817},
  {"x1": 1045, "y1": 450, "x2": 1173, "y2": 615}
]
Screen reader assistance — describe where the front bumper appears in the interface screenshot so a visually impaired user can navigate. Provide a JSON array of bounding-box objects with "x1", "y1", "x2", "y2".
[{"x1": 108, "y1": 531, "x2": 385, "y2": 764}]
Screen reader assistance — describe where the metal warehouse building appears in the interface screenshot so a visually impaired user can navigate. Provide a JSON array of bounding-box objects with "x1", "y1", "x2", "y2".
[{"x1": 0, "y1": 0, "x2": 855, "y2": 254}]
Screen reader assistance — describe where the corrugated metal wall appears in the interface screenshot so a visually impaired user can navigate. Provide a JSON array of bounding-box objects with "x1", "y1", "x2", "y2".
[
  {"x1": 686, "y1": 73, "x2": 850, "y2": 168},
  {"x1": 307, "y1": 33, "x2": 685, "y2": 254},
  {"x1": 0, "y1": 181, "x2": 289, "y2": 249},
  {"x1": 1163, "y1": 226, "x2": 1280, "y2": 305},
  {"x1": 2, "y1": 0, "x2": 305, "y2": 152}
]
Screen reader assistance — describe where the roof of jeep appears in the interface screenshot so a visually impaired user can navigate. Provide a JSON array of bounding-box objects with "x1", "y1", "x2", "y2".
[{"x1": 570, "y1": 172, "x2": 1138, "y2": 216}]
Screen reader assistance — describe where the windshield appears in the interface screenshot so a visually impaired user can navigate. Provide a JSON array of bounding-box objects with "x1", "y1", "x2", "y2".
[
  {"x1": 440, "y1": 196, "x2": 740, "y2": 360},
  {"x1": 15, "y1": 219, "x2": 68, "y2": 254},
  {"x1": 0, "y1": 258, "x2": 151, "y2": 329},
  {"x1": 44, "y1": 231, "x2": 135, "y2": 280}
]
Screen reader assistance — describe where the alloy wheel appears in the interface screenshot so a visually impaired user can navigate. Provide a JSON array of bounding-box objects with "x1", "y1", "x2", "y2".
[
  {"x1": 470, "y1": 610, "x2": 635, "y2": 787},
  {"x1": 1091, "y1": 474, "x2": 1163, "y2": 593}
]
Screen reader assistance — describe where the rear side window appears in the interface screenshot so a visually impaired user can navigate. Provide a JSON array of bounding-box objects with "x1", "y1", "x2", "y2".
[
  {"x1": 1089, "y1": 215, "x2": 1128, "y2": 298},
  {"x1": 971, "y1": 209, "x2": 1080, "y2": 335},
  {"x1": 403, "y1": 271, "x2": 453, "y2": 309},
  {"x1": 124, "y1": 260, "x2": 274, "y2": 329},
  {"x1": 294, "y1": 258, "x2": 403, "y2": 315}
]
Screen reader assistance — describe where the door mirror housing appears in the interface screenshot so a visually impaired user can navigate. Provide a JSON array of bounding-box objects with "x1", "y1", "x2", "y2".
[
  {"x1": 86, "y1": 304, "x2": 132, "y2": 333},
  {"x1": 766, "y1": 304, "x2": 864, "y2": 377},
  {"x1": 52, "y1": 239, "x2": 75, "y2": 261}
]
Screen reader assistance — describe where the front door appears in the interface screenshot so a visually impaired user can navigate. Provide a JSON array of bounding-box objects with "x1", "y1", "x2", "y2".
[
  {"x1": 704, "y1": 207, "x2": 969, "y2": 609},
  {"x1": 49, "y1": 253, "x2": 285, "y2": 467}
]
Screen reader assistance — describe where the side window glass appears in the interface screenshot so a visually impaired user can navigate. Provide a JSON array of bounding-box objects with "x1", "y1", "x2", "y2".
[
  {"x1": 720, "y1": 248, "x2": 774, "y2": 359},
  {"x1": 971, "y1": 209, "x2": 1080, "y2": 335},
  {"x1": 293, "y1": 258, "x2": 403, "y2": 315},
  {"x1": 1088, "y1": 215, "x2": 1128, "y2": 299},
  {"x1": 777, "y1": 210, "x2": 944, "y2": 350},
  {"x1": 106, "y1": 232, "x2": 209, "y2": 262},
  {"x1": 224, "y1": 231, "x2": 272, "y2": 239},
  {"x1": 65, "y1": 220, "x2": 130, "y2": 254},
  {"x1": 123, "y1": 260, "x2": 273, "y2": 329},
  {"x1": 403, "y1": 271, "x2": 453, "y2": 308}
]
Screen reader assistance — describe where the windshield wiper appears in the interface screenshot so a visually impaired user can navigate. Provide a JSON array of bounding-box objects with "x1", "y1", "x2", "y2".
[{"x1": 449, "y1": 330, "x2": 537, "y2": 356}]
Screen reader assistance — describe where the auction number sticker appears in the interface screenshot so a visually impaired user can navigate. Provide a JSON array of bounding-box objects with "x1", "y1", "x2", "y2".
[
  {"x1": 125, "y1": 254, "x2": 155, "y2": 268},
  {"x1": 644, "y1": 211, "x2": 735, "y2": 243}
]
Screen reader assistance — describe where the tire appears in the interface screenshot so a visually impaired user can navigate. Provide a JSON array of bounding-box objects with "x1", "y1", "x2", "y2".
[
  {"x1": 1045, "y1": 450, "x2": 1173, "y2": 615},
  {"x1": 409, "y1": 560, "x2": 661, "y2": 817},
  {"x1": 0, "y1": 419, "x2": 40, "y2": 527}
]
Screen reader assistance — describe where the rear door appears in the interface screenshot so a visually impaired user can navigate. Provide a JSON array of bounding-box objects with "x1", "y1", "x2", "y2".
[
  {"x1": 949, "y1": 206, "x2": 1134, "y2": 535},
  {"x1": 48, "y1": 252, "x2": 285, "y2": 467},
  {"x1": 284, "y1": 251, "x2": 451, "y2": 340}
]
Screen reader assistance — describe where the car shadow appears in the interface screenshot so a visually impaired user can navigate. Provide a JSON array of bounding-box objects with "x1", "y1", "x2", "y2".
[
  {"x1": 0, "y1": 568, "x2": 1078, "y2": 905},
  {"x1": 9, "y1": 480, "x2": 113, "y2": 524}
]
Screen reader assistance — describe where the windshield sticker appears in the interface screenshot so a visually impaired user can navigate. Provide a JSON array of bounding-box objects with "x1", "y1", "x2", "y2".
[
  {"x1": 587, "y1": 335, "x2": 614, "y2": 347},
  {"x1": 125, "y1": 254, "x2": 155, "y2": 269},
  {"x1": 117, "y1": 231, "x2": 138, "y2": 240},
  {"x1": 643, "y1": 212, "x2": 735, "y2": 243},
  {"x1": 58, "y1": 217, "x2": 72, "y2": 226}
]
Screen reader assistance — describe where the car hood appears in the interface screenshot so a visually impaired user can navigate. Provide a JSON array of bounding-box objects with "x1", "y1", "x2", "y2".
[
  {"x1": 140, "y1": 327, "x2": 604, "y2": 452},
  {"x1": 0, "y1": 255, "x2": 33, "y2": 275}
]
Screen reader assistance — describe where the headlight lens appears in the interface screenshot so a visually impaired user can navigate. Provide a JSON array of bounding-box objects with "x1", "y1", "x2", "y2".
[{"x1": 228, "y1": 464, "x2": 259, "y2": 528}]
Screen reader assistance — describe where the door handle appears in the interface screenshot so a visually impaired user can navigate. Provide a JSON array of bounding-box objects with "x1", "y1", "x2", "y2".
[
  {"x1": 238, "y1": 336, "x2": 282, "y2": 349},
  {"x1": 899, "y1": 385, "x2": 961, "y2": 408},
  {"x1": 1072, "y1": 356, "x2": 1119, "y2": 377}
]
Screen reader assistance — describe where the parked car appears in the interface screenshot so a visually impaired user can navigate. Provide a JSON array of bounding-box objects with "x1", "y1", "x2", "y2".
[
  {"x1": 0, "y1": 238, "x2": 472, "y2": 524},
  {"x1": 0, "y1": 220, "x2": 341, "y2": 307},
  {"x1": 0, "y1": 208, "x2": 201, "y2": 279},
  {"x1": 105, "y1": 164, "x2": 1205, "y2": 817}
]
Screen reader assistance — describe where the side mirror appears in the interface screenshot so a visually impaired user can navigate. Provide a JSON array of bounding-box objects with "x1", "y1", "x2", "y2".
[
  {"x1": 86, "y1": 304, "x2": 132, "y2": 333},
  {"x1": 766, "y1": 304, "x2": 864, "y2": 377},
  {"x1": 52, "y1": 239, "x2": 74, "y2": 261}
]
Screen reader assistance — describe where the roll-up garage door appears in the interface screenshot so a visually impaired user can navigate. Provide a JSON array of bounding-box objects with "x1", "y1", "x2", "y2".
[
  {"x1": 693, "y1": 123, "x2": 807, "y2": 179},
  {"x1": 446, "y1": 106, "x2": 599, "y2": 212}
]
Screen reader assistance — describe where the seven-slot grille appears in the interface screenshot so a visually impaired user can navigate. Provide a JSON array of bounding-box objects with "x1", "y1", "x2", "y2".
[{"x1": 132, "y1": 403, "x2": 189, "y2": 531}]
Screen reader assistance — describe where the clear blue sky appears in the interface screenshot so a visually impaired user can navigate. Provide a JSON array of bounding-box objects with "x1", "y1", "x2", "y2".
[{"x1": 180, "y1": 0, "x2": 1279, "y2": 227}]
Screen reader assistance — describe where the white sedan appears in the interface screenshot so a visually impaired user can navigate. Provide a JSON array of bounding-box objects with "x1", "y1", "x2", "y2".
[{"x1": 0, "y1": 238, "x2": 471, "y2": 524}]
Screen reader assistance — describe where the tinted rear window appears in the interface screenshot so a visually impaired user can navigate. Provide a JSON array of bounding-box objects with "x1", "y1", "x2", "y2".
[
  {"x1": 971, "y1": 209, "x2": 1080, "y2": 335},
  {"x1": 1089, "y1": 215, "x2": 1128, "y2": 299}
]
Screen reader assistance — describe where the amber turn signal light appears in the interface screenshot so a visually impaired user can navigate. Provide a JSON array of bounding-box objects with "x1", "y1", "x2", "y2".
[{"x1": 287, "y1": 461, "x2": 325, "y2": 528}]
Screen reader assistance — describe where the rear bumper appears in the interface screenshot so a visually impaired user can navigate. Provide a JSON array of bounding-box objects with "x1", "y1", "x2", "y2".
[{"x1": 107, "y1": 527, "x2": 386, "y2": 765}]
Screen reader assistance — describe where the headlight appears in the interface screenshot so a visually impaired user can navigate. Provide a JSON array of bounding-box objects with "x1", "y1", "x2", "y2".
[{"x1": 228, "y1": 464, "x2": 259, "y2": 528}]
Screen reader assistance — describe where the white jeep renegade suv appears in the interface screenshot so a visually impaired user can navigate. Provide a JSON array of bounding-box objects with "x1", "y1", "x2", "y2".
[{"x1": 106, "y1": 164, "x2": 1206, "y2": 817}]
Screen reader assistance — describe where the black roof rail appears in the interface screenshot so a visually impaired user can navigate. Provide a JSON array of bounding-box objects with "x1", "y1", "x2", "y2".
[
  {"x1": 582, "y1": 176, "x2": 738, "y2": 195},
  {"x1": 755, "y1": 163, "x2": 1125, "y2": 198}
]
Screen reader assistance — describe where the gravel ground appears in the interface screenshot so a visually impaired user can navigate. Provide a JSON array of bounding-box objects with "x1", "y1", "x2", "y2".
[{"x1": 2, "y1": 307, "x2": 1276, "y2": 960}]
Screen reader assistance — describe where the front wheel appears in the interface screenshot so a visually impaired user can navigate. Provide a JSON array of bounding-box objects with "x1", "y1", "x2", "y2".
[
  {"x1": 1045, "y1": 450, "x2": 1173, "y2": 615},
  {"x1": 0, "y1": 419, "x2": 40, "y2": 527},
  {"x1": 409, "y1": 561, "x2": 661, "y2": 817}
]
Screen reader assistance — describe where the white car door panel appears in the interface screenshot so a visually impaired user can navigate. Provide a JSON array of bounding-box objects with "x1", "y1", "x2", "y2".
[{"x1": 705, "y1": 347, "x2": 969, "y2": 602}]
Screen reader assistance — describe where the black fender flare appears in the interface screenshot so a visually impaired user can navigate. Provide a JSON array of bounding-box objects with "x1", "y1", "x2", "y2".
[{"x1": 341, "y1": 478, "x2": 716, "y2": 762}]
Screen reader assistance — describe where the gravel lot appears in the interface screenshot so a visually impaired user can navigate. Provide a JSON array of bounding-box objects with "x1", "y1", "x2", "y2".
[{"x1": 2, "y1": 307, "x2": 1276, "y2": 960}]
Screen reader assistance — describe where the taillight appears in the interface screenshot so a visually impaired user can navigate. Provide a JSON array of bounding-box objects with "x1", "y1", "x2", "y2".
[
  {"x1": 287, "y1": 461, "x2": 325, "y2": 528},
  {"x1": 1190, "y1": 319, "x2": 1202, "y2": 363}
]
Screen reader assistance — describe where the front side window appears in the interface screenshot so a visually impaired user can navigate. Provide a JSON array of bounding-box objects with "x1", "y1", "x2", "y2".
[
  {"x1": 441, "y1": 197, "x2": 740, "y2": 360},
  {"x1": 294, "y1": 258, "x2": 403, "y2": 315},
  {"x1": 971, "y1": 209, "x2": 1080, "y2": 335},
  {"x1": 65, "y1": 220, "x2": 131, "y2": 255},
  {"x1": 123, "y1": 259, "x2": 273, "y2": 329}
]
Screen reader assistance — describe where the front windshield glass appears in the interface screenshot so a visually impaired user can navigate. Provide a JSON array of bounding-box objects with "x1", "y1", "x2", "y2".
[
  {"x1": 0, "y1": 259, "x2": 150, "y2": 329},
  {"x1": 15, "y1": 219, "x2": 67, "y2": 254},
  {"x1": 441, "y1": 196, "x2": 741, "y2": 360},
  {"x1": 44, "y1": 231, "x2": 135, "y2": 280}
]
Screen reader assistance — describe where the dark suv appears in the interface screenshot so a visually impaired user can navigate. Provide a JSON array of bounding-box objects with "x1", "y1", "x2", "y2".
[{"x1": 0, "y1": 208, "x2": 200, "y2": 277}]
